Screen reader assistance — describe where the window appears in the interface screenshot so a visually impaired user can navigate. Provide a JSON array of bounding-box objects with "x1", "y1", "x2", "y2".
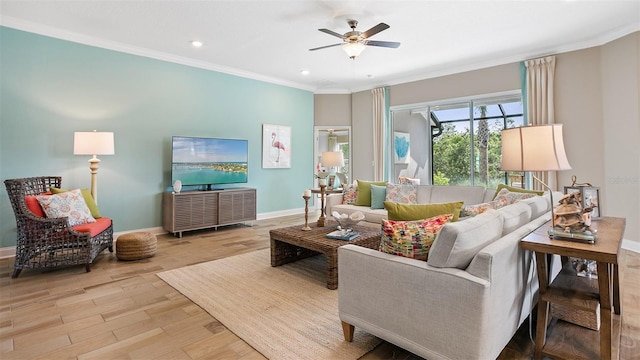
[{"x1": 389, "y1": 92, "x2": 523, "y2": 188}]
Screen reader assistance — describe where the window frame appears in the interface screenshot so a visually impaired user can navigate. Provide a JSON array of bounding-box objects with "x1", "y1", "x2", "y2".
[{"x1": 388, "y1": 90, "x2": 524, "y2": 187}]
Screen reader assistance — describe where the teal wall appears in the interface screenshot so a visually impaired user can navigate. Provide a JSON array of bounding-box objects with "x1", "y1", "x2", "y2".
[{"x1": 0, "y1": 27, "x2": 314, "y2": 248}]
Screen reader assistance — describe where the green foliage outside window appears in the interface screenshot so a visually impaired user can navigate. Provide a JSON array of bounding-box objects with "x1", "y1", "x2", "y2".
[{"x1": 432, "y1": 116, "x2": 517, "y2": 188}]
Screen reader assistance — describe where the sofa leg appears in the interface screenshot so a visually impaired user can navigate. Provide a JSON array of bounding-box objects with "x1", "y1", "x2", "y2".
[
  {"x1": 11, "y1": 268, "x2": 21, "y2": 278},
  {"x1": 108, "y1": 246, "x2": 114, "y2": 253},
  {"x1": 341, "y1": 321, "x2": 354, "y2": 342},
  {"x1": 85, "y1": 263, "x2": 92, "y2": 273}
]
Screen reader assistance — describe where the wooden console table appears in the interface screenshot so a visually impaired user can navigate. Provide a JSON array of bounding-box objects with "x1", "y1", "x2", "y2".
[
  {"x1": 520, "y1": 217, "x2": 626, "y2": 360},
  {"x1": 162, "y1": 188, "x2": 256, "y2": 237}
]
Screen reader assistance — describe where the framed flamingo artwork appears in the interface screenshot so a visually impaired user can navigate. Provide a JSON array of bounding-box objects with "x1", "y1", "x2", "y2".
[{"x1": 262, "y1": 124, "x2": 291, "y2": 168}]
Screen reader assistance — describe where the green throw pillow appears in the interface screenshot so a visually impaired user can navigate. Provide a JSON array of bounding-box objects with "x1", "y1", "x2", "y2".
[
  {"x1": 355, "y1": 180, "x2": 388, "y2": 206},
  {"x1": 384, "y1": 201, "x2": 464, "y2": 222},
  {"x1": 370, "y1": 184, "x2": 387, "y2": 209},
  {"x1": 492, "y1": 184, "x2": 543, "y2": 200},
  {"x1": 50, "y1": 187, "x2": 102, "y2": 218}
]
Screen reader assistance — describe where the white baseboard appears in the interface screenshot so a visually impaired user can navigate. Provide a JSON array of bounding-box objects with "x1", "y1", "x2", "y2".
[
  {"x1": 0, "y1": 210, "x2": 308, "y2": 259},
  {"x1": 256, "y1": 207, "x2": 305, "y2": 220},
  {"x1": 0, "y1": 247, "x2": 15, "y2": 259},
  {"x1": 113, "y1": 226, "x2": 166, "y2": 239},
  {"x1": 622, "y1": 238, "x2": 640, "y2": 253}
]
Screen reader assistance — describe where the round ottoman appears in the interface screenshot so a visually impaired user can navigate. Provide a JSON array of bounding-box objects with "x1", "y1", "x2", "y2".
[{"x1": 116, "y1": 232, "x2": 157, "y2": 260}]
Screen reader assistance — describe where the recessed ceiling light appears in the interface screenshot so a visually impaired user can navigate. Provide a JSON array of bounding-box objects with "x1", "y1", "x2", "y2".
[
  {"x1": 300, "y1": 70, "x2": 310, "y2": 76},
  {"x1": 191, "y1": 40, "x2": 203, "y2": 48}
]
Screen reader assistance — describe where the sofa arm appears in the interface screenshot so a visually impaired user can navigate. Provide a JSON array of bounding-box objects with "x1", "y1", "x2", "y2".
[
  {"x1": 338, "y1": 245, "x2": 494, "y2": 360},
  {"x1": 325, "y1": 193, "x2": 343, "y2": 215}
]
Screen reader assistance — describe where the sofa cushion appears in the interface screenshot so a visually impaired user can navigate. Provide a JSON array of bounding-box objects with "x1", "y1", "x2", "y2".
[
  {"x1": 25, "y1": 195, "x2": 47, "y2": 217},
  {"x1": 518, "y1": 195, "x2": 549, "y2": 219},
  {"x1": 342, "y1": 184, "x2": 358, "y2": 205},
  {"x1": 492, "y1": 184, "x2": 543, "y2": 200},
  {"x1": 430, "y1": 185, "x2": 487, "y2": 206},
  {"x1": 72, "y1": 217, "x2": 112, "y2": 237},
  {"x1": 36, "y1": 189, "x2": 96, "y2": 226},
  {"x1": 50, "y1": 187, "x2": 102, "y2": 218},
  {"x1": 370, "y1": 184, "x2": 387, "y2": 209},
  {"x1": 355, "y1": 180, "x2": 388, "y2": 206},
  {"x1": 363, "y1": 208, "x2": 388, "y2": 224},
  {"x1": 416, "y1": 185, "x2": 433, "y2": 203},
  {"x1": 498, "y1": 202, "x2": 532, "y2": 236},
  {"x1": 384, "y1": 201, "x2": 464, "y2": 222},
  {"x1": 379, "y1": 214, "x2": 453, "y2": 261},
  {"x1": 427, "y1": 210, "x2": 504, "y2": 269},
  {"x1": 385, "y1": 183, "x2": 417, "y2": 204}
]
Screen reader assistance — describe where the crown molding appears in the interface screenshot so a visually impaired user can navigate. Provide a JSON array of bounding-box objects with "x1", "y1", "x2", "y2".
[{"x1": 0, "y1": 16, "x2": 316, "y2": 93}]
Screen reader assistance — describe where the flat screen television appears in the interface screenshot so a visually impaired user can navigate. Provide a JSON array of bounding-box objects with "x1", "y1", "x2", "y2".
[{"x1": 171, "y1": 136, "x2": 248, "y2": 188}]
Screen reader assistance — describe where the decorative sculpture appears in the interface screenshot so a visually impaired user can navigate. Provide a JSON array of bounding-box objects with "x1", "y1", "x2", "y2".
[{"x1": 553, "y1": 192, "x2": 594, "y2": 233}]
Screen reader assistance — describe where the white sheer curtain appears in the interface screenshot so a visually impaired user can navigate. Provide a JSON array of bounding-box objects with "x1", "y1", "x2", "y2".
[
  {"x1": 372, "y1": 87, "x2": 386, "y2": 181},
  {"x1": 525, "y1": 56, "x2": 557, "y2": 191}
]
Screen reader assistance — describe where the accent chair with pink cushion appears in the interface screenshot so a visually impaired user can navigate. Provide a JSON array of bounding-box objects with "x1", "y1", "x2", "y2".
[{"x1": 4, "y1": 176, "x2": 114, "y2": 278}]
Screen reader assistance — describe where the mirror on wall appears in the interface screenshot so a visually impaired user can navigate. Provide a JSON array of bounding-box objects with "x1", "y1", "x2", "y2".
[{"x1": 314, "y1": 126, "x2": 351, "y2": 187}]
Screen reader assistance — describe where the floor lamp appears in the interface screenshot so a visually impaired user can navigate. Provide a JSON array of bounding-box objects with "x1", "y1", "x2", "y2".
[
  {"x1": 321, "y1": 151, "x2": 345, "y2": 189},
  {"x1": 74, "y1": 130, "x2": 115, "y2": 204},
  {"x1": 500, "y1": 124, "x2": 572, "y2": 237}
]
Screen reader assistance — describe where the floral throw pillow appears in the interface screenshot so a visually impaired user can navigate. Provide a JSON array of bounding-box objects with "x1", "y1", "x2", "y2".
[
  {"x1": 493, "y1": 188, "x2": 537, "y2": 205},
  {"x1": 460, "y1": 201, "x2": 498, "y2": 217},
  {"x1": 342, "y1": 184, "x2": 358, "y2": 205},
  {"x1": 36, "y1": 189, "x2": 96, "y2": 226},
  {"x1": 385, "y1": 183, "x2": 417, "y2": 204},
  {"x1": 379, "y1": 213, "x2": 453, "y2": 261},
  {"x1": 461, "y1": 188, "x2": 538, "y2": 217},
  {"x1": 398, "y1": 177, "x2": 421, "y2": 185}
]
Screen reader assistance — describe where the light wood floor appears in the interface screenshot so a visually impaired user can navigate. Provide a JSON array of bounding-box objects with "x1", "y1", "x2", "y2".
[{"x1": 1, "y1": 215, "x2": 639, "y2": 359}]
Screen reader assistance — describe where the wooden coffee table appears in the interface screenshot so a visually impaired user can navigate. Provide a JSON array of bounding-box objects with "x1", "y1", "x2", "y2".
[{"x1": 270, "y1": 223, "x2": 381, "y2": 289}]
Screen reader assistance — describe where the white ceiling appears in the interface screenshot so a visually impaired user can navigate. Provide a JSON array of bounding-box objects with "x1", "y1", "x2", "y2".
[{"x1": 1, "y1": 0, "x2": 639, "y2": 94}]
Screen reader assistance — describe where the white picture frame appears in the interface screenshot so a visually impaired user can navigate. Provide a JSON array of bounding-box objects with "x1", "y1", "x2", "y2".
[{"x1": 262, "y1": 124, "x2": 291, "y2": 168}]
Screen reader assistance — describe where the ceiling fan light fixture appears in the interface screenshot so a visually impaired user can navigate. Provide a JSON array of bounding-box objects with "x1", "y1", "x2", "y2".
[{"x1": 342, "y1": 42, "x2": 366, "y2": 59}]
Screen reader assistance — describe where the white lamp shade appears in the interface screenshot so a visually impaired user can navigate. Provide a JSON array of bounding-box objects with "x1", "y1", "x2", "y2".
[
  {"x1": 342, "y1": 42, "x2": 366, "y2": 59},
  {"x1": 321, "y1": 151, "x2": 345, "y2": 168},
  {"x1": 74, "y1": 131, "x2": 115, "y2": 155},
  {"x1": 500, "y1": 124, "x2": 571, "y2": 172}
]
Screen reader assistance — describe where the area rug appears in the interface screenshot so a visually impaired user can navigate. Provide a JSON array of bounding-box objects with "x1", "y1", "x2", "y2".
[{"x1": 157, "y1": 249, "x2": 381, "y2": 360}]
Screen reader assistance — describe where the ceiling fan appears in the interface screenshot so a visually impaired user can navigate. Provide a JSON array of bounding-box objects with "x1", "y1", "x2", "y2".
[{"x1": 309, "y1": 19, "x2": 400, "y2": 59}]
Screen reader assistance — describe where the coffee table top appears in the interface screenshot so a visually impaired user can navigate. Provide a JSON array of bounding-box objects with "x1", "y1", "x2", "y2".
[{"x1": 270, "y1": 222, "x2": 381, "y2": 251}]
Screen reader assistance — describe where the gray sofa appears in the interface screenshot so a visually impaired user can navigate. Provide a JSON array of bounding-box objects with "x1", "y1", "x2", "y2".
[
  {"x1": 337, "y1": 192, "x2": 562, "y2": 360},
  {"x1": 326, "y1": 185, "x2": 495, "y2": 225}
]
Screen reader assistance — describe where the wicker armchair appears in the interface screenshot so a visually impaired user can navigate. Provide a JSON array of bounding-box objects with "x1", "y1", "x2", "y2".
[{"x1": 4, "y1": 176, "x2": 114, "y2": 278}]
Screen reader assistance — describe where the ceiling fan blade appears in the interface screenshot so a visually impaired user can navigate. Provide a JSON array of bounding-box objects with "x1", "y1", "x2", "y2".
[
  {"x1": 309, "y1": 43, "x2": 343, "y2": 51},
  {"x1": 365, "y1": 40, "x2": 401, "y2": 48},
  {"x1": 361, "y1": 23, "x2": 390, "y2": 39},
  {"x1": 318, "y1": 28, "x2": 345, "y2": 39}
]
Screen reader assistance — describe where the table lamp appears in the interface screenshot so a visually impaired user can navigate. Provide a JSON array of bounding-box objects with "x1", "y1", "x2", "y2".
[
  {"x1": 321, "y1": 151, "x2": 345, "y2": 189},
  {"x1": 74, "y1": 130, "x2": 115, "y2": 204},
  {"x1": 500, "y1": 124, "x2": 571, "y2": 237}
]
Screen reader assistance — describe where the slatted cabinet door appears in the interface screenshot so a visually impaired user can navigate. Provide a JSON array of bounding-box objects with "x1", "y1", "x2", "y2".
[{"x1": 218, "y1": 188, "x2": 256, "y2": 225}]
